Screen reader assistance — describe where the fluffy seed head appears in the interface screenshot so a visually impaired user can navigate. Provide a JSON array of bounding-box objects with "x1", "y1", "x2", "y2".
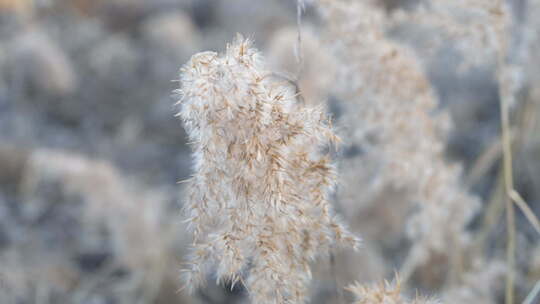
[{"x1": 177, "y1": 35, "x2": 359, "y2": 304}]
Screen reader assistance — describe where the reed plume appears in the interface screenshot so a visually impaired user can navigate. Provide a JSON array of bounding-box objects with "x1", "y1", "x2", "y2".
[{"x1": 177, "y1": 35, "x2": 359, "y2": 304}]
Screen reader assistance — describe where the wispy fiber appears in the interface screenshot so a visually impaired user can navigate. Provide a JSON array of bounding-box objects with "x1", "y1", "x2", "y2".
[{"x1": 177, "y1": 35, "x2": 359, "y2": 304}]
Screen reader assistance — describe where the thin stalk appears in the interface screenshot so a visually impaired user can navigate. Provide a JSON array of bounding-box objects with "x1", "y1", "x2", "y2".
[
  {"x1": 499, "y1": 63, "x2": 515, "y2": 304},
  {"x1": 330, "y1": 251, "x2": 344, "y2": 304},
  {"x1": 523, "y1": 280, "x2": 540, "y2": 304}
]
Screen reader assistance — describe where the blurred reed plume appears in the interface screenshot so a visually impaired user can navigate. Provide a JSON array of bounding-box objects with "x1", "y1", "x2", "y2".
[
  {"x1": 0, "y1": 146, "x2": 184, "y2": 304},
  {"x1": 177, "y1": 35, "x2": 359, "y2": 304},
  {"x1": 317, "y1": 0, "x2": 481, "y2": 280},
  {"x1": 346, "y1": 276, "x2": 438, "y2": 304}
]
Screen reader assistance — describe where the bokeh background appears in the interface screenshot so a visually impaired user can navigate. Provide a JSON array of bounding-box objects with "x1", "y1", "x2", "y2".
[{"x1": 0, "y1": 0, "x2": 539, "y2": 303}]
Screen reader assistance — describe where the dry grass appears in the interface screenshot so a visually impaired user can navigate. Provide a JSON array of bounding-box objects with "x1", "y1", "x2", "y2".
[
  {"x1": 177, "y1": 35, "x2": 359, "y2": 304},
  {"x1": 1, "y1": 1, "x2": 540, "y2": 304},
  {"x1": 346, "y1": 275, "x2": 438, "y2": 304}
]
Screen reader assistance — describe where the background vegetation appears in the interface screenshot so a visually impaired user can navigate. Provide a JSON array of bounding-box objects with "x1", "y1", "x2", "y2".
[{"x1": 0, "y1": 0, "x2": 539, "y2": 303}]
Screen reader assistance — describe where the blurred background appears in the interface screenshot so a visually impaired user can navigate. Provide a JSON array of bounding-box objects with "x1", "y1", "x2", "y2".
[{"x1": 0, "y1": 0, "x2": 539, "y2": 303}]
